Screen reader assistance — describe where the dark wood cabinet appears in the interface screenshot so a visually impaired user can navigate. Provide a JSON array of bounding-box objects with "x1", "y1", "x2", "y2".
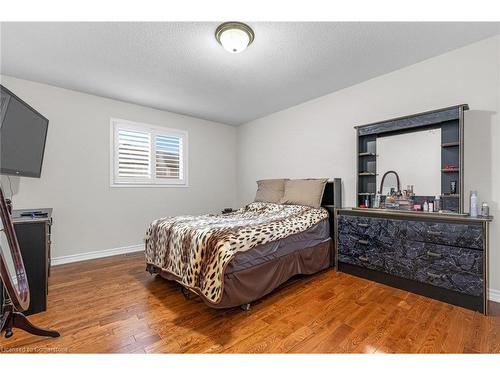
[{"x1": 1, "y1": 209, "x2": 52, "y2": 315}]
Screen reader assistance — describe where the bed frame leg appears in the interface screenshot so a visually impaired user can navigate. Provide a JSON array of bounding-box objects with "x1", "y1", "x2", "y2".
[
  {"x1": 240, "y1": 303, "x2": 251, "y2": 311},
  {"x1": 181, "y1": 287, "x2": 193, "y2": 300}
]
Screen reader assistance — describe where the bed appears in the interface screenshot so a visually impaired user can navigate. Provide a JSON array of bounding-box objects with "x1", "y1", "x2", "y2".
[{"x1": 145, "y1": 178, "x2": 341, "y2": 309}]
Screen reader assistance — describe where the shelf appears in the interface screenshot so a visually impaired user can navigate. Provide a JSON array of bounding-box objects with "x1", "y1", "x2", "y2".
[
  {"x1": 358, "y1": 152, "x2": 376, "y2": 157},
  {"x1": 358, "y1": 192, "x2": 376, "y2": 196},
  {"x1": 441, "y1": 142, "x2": 460, "y2": 147},
  {"x1": 441, "y1": 168, "x2": 460, "y2": 173},
  {"x1": 359, "y1": 172, "x2": 377, "y2": 176}
]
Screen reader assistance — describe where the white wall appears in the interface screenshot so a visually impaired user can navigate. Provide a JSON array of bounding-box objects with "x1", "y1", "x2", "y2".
[
  {"x1": 237, "y1": 36, "x2": 500, "y2": 295},
  {"x1": 0, "y1": 75, "x2": 237, "y2": 261}
]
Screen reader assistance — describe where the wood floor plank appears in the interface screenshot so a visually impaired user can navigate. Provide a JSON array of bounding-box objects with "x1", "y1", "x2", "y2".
[{"x1": 1, "y1": 252, "x2": 499, "y2": 353}]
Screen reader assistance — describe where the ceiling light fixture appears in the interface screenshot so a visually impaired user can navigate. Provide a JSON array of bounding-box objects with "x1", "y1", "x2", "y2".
[{"x1": 215, "y1": 22, "x2": 254, "y2": 54}]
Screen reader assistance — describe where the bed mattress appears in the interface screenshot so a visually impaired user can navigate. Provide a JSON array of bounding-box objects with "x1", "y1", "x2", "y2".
[{"x1": 226, "y1": 219, "x2": 329, "y2": 274}]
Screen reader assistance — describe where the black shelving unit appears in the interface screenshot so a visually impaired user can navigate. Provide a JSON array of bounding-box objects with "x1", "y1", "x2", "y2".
[
  {"x1": 356, "y1": 133, "x2": 377, "y2": 206},
  {"x1": 355, "y1": 105, "x2": 467, "y2": 213},
  {"x1": 440, "y1": 116, "x2": 462, "y2": 211}
]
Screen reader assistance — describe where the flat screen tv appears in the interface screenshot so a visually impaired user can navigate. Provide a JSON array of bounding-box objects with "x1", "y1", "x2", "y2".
[{"x1": 0, "y1": 85, "x2": 49, "y2": 178}]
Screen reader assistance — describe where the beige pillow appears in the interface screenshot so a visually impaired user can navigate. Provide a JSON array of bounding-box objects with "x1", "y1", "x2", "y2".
[
  {"x1": 254, "y1": 179, "x2": 287, "y2": 203},
  {"x1": 280, "y1": 178, "x2": 328, "y2": 208}
]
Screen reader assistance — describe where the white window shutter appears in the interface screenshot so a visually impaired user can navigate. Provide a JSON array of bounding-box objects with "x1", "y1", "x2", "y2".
[
  {"x1": 155, "y1": 134, "x2": 183, "y2": 180},
  {"x1": 117, "y1": 129, "x2": 151, "y2": 179}
]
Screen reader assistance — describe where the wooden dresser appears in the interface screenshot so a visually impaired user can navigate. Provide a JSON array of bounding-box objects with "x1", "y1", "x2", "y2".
[
  {"x1": 0, "y1": 208, "x2": 53, "y2": 315},
  {"x1": 335, "y1": 208, "x2": 491, "y2": 314}
]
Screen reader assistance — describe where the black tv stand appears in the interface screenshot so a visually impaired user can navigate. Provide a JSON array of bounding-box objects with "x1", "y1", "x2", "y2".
[{"x1": 0, "y1": 208, "x2": 53, "y2": 315}]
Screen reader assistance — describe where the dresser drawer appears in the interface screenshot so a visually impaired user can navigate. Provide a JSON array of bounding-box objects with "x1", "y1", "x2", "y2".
[
  {"x1": 338, "y1": 214, "x2": 404, "y2": 245},
  {"x1": 406, "y1": 220, "x2": 483, "y2": 250},
  {"x1": 338, "y1": 232, "x2": 395, "y2": 273},
  {"x1": 403, "y1": 240, "x2": 484, "y2": 296},
  {"x1": 338, "y1": 215, "x2": 382, "y2": 238}
]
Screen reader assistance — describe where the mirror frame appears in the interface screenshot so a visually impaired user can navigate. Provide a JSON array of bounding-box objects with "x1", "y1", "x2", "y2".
[
  {"x1": 355, "y1": 104, "x2": 467, "y2": 213},
  {"x1": 0, "y1": 187, "x2": 30, "y2": 312}
]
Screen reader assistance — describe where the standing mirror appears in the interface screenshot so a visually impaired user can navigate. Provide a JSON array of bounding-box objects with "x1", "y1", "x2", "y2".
[
  {"x1": 0, "y1": 188, "x2": 30, "y2": 312},
  {"x1": 0, "y1": 187, "x2": 59, "y2": 338}
]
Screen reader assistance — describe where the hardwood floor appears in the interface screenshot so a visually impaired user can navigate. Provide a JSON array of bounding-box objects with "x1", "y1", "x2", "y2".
[{"x1": 1, "y1": 252, "x2": 499, "y2": 353}]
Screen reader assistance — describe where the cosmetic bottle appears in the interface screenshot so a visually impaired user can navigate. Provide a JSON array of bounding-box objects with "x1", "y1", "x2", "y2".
[
  {"x1": 428, "y1": 202, "x2": 434, "y2": 212},
  {"x1": 450, "y1": 181, "x2": 457, "y2": 195},
  {"x1": 481, "y1": 202, "x2": 490, "y2": 217},
  {"x1": 470, "y1": 191, "x2": 478, "y2": 217},
  {"x1": 434, "y1": 195, "x2": 441, "y2": 212},
  {"x1": 423, "y1": 201, "x2": 428, "y2": 212}
]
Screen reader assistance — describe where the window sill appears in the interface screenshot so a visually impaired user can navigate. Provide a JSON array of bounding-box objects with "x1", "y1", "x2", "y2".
[{"x1": 110, "y1": 183, "x2": 190, "y2": 188}]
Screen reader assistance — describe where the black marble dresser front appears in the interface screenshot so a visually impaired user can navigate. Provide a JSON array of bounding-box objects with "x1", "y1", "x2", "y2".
[{"x1": 335, "y1": 209, "x2": 491, "y2": 314}]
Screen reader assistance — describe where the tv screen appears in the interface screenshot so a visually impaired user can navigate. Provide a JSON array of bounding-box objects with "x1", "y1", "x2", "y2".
[{"x1": 0, "y1": 85, "x2": 49, "y2": 178}]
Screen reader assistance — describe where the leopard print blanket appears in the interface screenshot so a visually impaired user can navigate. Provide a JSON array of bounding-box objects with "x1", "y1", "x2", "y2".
[{"x1": 145, "y1": 202, "x2": 328, "y2": 304}]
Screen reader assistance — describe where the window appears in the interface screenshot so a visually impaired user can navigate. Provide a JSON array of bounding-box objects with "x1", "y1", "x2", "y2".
[{"x1": 110, "y1": 119, "x2": 188, "y2": 186}]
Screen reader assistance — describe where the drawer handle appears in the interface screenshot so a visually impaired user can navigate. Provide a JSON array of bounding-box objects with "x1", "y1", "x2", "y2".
[
  {"x1": 428, "y1": 231, "x2": 443, "y2": 236},
  {"x1": 357, "y1": 223, "x2": 369, "y2": 228},
  {"x1": 427, "y1": 271, "x2": 444, "y2": 279},
  {"x1": 358, "y1": 255, "x2": 369, "y2": 262},
  {"x1": 358, "y1": 239, "x2": 369, "y2": 245},
  {"x1": 426, "y1": 251, "x2": 442, "y2": 259}
]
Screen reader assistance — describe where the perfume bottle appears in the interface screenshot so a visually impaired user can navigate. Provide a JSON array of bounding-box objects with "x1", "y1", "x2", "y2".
[
  {"x1": 434, "y1": 195, "x2": 441, "y2": 212},
  {"x1": 364, "y1": 196, "x2": 371, "y2": 208}
]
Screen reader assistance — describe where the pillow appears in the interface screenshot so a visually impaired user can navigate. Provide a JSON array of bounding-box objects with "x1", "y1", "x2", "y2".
[
  {"x1": 280, "y1": 178, "x2": 328, "y2": 208},
  {"x1": 254, "y1": 179, "x2": 287, "y2": 203}
]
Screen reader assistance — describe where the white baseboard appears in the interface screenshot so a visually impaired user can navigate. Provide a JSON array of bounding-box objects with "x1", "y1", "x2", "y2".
[
  {"x1": 51, "y1": 244, "x2": 144, "y2": 266},
  {"x1": 489, "y1": 288, "x2": 500, "y2": 303}
]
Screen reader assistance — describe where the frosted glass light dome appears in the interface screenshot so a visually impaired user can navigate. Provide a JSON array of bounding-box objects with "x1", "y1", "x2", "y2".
[{"x1": 215, "y1": 22, "x2": 254, "y2": 54}]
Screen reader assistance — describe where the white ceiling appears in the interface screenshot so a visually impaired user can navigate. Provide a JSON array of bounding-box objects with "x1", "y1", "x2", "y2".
[{"x1": 1, "y1": 22, "x2": 499, "y2": 125}]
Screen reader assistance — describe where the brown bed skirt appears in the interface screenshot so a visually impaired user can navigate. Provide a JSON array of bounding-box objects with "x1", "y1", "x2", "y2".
[{"x1": 147, "y1": 238, "x2": 332, "y2": 309}]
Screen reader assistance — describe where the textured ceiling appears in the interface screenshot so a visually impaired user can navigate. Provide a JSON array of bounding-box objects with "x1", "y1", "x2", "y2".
[{"x1": 1, "y1": 22, "x2": 499, "y2": 125}]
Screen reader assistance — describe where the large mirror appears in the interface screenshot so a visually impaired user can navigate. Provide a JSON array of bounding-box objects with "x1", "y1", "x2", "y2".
[
  {"x1": 376, "y1": 128, "x2": 441, "y2": 196},
  {"x1": 0, "y1": 187, "x2": 30, "y2": 312}
]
